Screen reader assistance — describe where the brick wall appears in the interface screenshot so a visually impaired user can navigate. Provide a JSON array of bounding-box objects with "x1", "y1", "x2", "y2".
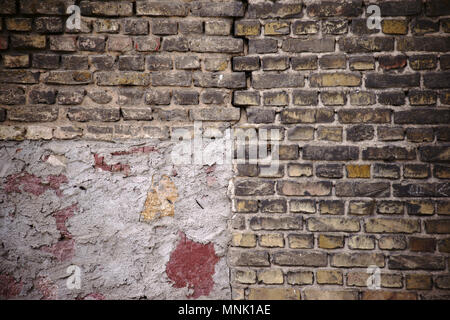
[{"x1": 0, "y1": 0, "x2": 449, "y2": 300}]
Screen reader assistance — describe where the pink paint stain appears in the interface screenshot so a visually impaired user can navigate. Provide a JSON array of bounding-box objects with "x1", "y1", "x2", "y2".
[
  {"x1": 34, "y1": 276, "x2": 57, "y2": 300},
  {"x1": 53, "y1": 204, "x2": 77, "y2": 239},
  {"x1": 4, "y1": 172, "x2": 68, "y2": 197},
  {"x1": 0, "y1": 274, "x2": 22, "y2": 299},
  {"x1": 76, "y1": 293, "x2": 105, "y2": 300},
  {"x1": 166, "y1": 232, "x2": 219, "y2": 299},
  {"x1": 94, "y1": 154, "x2": 130, "y2": 175}
]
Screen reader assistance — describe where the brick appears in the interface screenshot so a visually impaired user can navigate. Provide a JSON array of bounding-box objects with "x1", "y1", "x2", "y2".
[
  {"x1": 201, "y1": 90, "x2": 227, "y2": 105},
  {"x1": 119, "y1": 56, "x2": 145, "y2": 71},
  {"x1": 316, "y1": 164, "x2": 343, "y2": 179},
  {"x1": 262, "y1": 56, "x2": 289, "y2": 71},
  {"x1": 291, "y1": 56, "x2": 317, "y2": 70},
  {"x1": 419, "y1": 146, "x2": 450, "y2": 162},
  {"x1": 426, "y1": 0, "x2": 450, "y2": 16},
  {"x1": 425, "y1": 220, "x2": 450, "y2": 234},
  {"x1": 273, "y1": 251, "x2": 327, "y2": 267},
  {"x1": 80, "y1": 1, "x2": 132, "y2": 16},
  {"x1": 346, "y1": 125, "x2": 374, "y2": 142},
  {"x1": 90, "y1": 55, "x2": 115, "y2": 70},
  {"x1": 307, "y1": 217, "x2": 360, "y2": 232},
  {"x1": 439, "y1": 238, "x2": 450, "y2": 253},
  {"x1": 321, "y1": 92, "x2": 346, "y2": 105},
  {"x1": 336, "y1": 182, "x2": 390, "y2": 197},
  {"x1": 6, "y1": 18, "x2": 32, "y2": 31},
  {"x1": 264, "y1": 21, "x2": 290, "y2": 36},
  {"x1": 61, "y1": 55, "x2": 88, "y2": 70},
  {"x1": 303, "y1": 146, "x2": 358, "y2": 161},
  {"x1": 412, "y1": 19, "x2": 439, "y2": 34},
  {"x1": 332, "y1": 253, "x2": 384, "y2": 267},
  {"x1": 146, "y1": 56, "x2": 173, "y2": 71},
  {"x1": 424, "y1": 72, "x2": 450, "y2": 89},
  {"x1": 287, "y1": 126, "x2": 314, "y2": 141},
  {"x1": 378, "y1": 92, "x2": 405, "y2": 106},
  {"x1": 379, "y1": 0, "x2": 422, "y2": 16},
  {"x1": 349, "y1": 56, "x2": 375, "y2": 70},
  {"x1": 8, "y1": 106, "x2": 58, "y2": 122},
  {"x1": 351, "y1": 18, "x2": 378, "y2": 35},
  {"x1": 87, "y1": 90, "x2": 113, "y2": 104},
  {"x1": 179, "y1": 21, "x2": 202, "y2": 34},
  {"x1": 308, "y1": 0, "x2": 362, "y2": 17},
  {"x1": 377, "y1": 127, "x2": 404, "y2": 142},
  {"x1": 293, "y1": 21, "x2": 318, "y2": 35},
  {"x1": 249, "y1": 39, "x2": 278, "y2": 54},
  {"x1": 29, "y1": 88, "x2": 57, "y2": 104},
  {"x1": 404, "y1": 165, "x2": 430, "y2": 179},
  {"x1": 96, "y1": 72, "x2": 150, "y2": 86},
  {"x1": 363, "y1": 147, "x2": 415, "y2": 161},
  {"x1": 93, "y1": 19, "x2": 120, "y2": 33},
  {"x1": 250, "y1": 216, "x2": 302, "y2": 231},
  {"x1": 365, "y1": 218, "x2": 420, "y2": 234},
  {"x1": 435, "y1": 165, "x2": 450, "y2": 179},
  {"x1": 304, "y1": 289, "x2": 358, "y2": 300},
  {"x1": 232, "y1": 56, "x2": 259, "y2": 72},
  {"x1": 283, "y1": 38, "x2": 335, "y2": 53},
  {"x1": 366, "y1": 73, "x2": 420, "y2": 88},
  {"x1": 258, "y1": 269, "x2": 283, "y2": 284},
  {"x1": 264, "y1": 91, "x2": 288, "y2": 106},
  {"x1": 339, "y1": 37, "x2": 394, "y2": 53},
  {"x1": 290, "y1": 200, "x2": 316, "y2": 214},
  {"x1": 193, "y1": 72, "x2": 245, "y2": 89},
  {"x1": 253, "y1": 73, "x2": 304, "y2": 89},
  {"x1": 395, "y1": 109, "x2": 450, "y2": 125},
  {"x1": 0, "y1": 86, "x2": 25, "y2": 105},
  {"x1": 231, "y1": 233, "x2": 256, "y2": 248},
  {"x1": 67, "y1": 107, "x2": 120, "y2": 122},
  {"x1": 409, "y1": 55, "x2": 437, "y2": 70},
  {"x1": 0, "y1": 126, "x2": 25, "y2": 140},
  {"x1": 189, "y1": 37, "x2": 243, "y2": 53},
  {"x1": 175, "y1": 56, "x2": 200, "y2": 70},
  {"x1": 320, "y1": 201, "x2": 345, "y2": 215},
  {"x1": 248, "y1": 288, "x2": 300, "y2": 300},
  {"x1": 317, "y1": 270, "x2": 343, "y2": 285},
  {"x1": 277, "y1": 181, "x2": 332, "y2": 196},
  {"x1": 78, "y1": 36, "x2": 105, "y2": 52},
  {"x1": 409, "y1": 237, "x2": 436, "y2": 252},
  {"x1": 346, "y1": 165, "x2": 370, "y2": 178},
  {"x1": 151, "y1": 20, "x2": 177, "y2": 35},
  {"x1": 379, "y1": 55, "x2": 407, "y2": 70},
  {"x1": 0, "y1": 36, "x2": 7, "y2": 50},
  {"x1": 4, "y1": 55, "x2": 29, "y2": 68},
  {"x1": 191, "y1": 108, "x2": 240, "y2": 121},
  {"x1": 121, "y1": 108, "x2": 153, "y2": 121},
  {"x1": 153, "y1": 71, "x2": 192, "y2": 87},
  {"x1": 192, "y1": 1, "x2": 244, "y2": 17},
  {"x1": 349, "y1": 235, "x2": 375, "y2": 250},
  {"x1": 435, "y1": 275, "x2": 450, "y2": 290},
  {"x1": 145, "y1": 90, "x2": 171, "y2": 105},
  {"x1": 235, "y1": 20, "x2": 260, "y2": 36},
  {"x1": 233, "y1": 91, "x2": 260, "y2": 106},
  {"x1": 347, "y1": 272, "x2": 402, "y2": 288},
  {"x1": 397, "y1": 37, "x2": 450, "y2": 52},
  {"x1": 379, "y1": 236, "x2": 407, "y2": 250},
  {"x1": 319, "y1": 54, "x2": 346, "y2": 69},
  {"x1": 382, "y1": 19, "x2": 408, "y2": 34},
  {"x1": 259, "y1": 234, "x2": 284, "y2": 248},
  {"x1": 0, "y1": 70, "x2": 40, "y2": 84},
  {"x1": 135, "y1": 36, "x2": 161, "y2": 52},
  {"x1": 317, "y1": 127, "x2": 342, "y2": 142},
  {"x1": 348, "y1": 201, "x2": 375, "y2": 216},
  {"x1": 234, "y1": 270, "x2": 256, "y2": 284},
  {"x1": 11, "y1": 35, "x2": 46, "y2": 49},
  {"x1": 286, "y1": 234, "x2": 314, "y2": 251},
  {"x1": 322, "y1": 20, "x2": 348, "y2": 34},
  {"x1": 287, "y1": 271, "x2": 313, "y2": 285},
  {"x1": 319, "y1": 235, "x2": 344, "y2": 249},
  {"x1": 0, "y1": 0, "x2": 16, "y2": 14},
  {"x1": 229, "y1": 249, "x2": 269, "y2": 267},
  {"x1": 123, "y1": 19, "x2": 149, "y2": 35},
  {"x1": 32, "y1": 54, "x2": 60, "y2": 69},
  {"x1": 136, "y1": 1, "x2": 188, "y2": 16},
  {"x1": 107, "y1": 36, "x2": 133, "y2": 52},
  {"x1": 408, "y1": 90, "x2": 437, "y2": 106},
  {"x1": 388, "y1": 255, "x2": 445, "y2": 270},
  {"x1": 205, "y1": 21, "x2": 231, "y2": 36},
  {"x1": 248, "y1": 2, "x2": 302, "y2": 19},
  {"x1": 373, "y1": 164, "x2": 401, "y2": 180},
  {"x1": 311, "y1": 73, "x2": 361, "y2": 87}
]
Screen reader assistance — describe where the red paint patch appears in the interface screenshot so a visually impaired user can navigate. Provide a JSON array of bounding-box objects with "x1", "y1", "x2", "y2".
[
  {"x1": 53, "y1": 204, "x2": 77, "y2": 239},
  {"x1": 0, "y1": 274, "x2": 22, "y2": 299},
  {"x1": 94, "y1": 154, "x2": 130, "y2": 175},
  {"x1": 34, "y1": 276, "x2": 57, "y2": 300},
  {"x1": 4, "y1": 172, "x2": 68, "y2": 197},
  {"x1": 205, "y1": 164, "x2": 216, "y2": 174},
  {"x1": 42, "y1": 239, "x2": 75, "y2": 262},
  {"x1": 166, "y1": 232, "x2": 219, "y2": 299},
  {"x1": 111, "y1": 146, "x2": 157, "y2": 156}
]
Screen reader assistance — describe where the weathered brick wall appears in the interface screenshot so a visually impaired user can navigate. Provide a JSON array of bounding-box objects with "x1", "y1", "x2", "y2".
[{"x1": 0, "y1": 0, "x2": 449, "y2": 300}]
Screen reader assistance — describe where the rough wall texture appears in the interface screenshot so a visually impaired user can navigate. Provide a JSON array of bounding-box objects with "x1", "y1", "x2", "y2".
[{"x1": 0, "y1": 0, "x2": 449, "y2": 300}]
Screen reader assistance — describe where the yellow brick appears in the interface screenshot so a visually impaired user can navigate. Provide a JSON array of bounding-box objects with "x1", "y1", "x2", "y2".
[
  {"x1": 317, "y1": 270, "x2": 343, "y2": 285},
  {"x1": 232, "y1": 233, "x2": 256, "y2": 247},
  {"x1": 264, "y1": 21, "x2": 289, "y2": 35},
  {"x1": 382, "y1": 19, "x2": 408, "y2": 35},
  {"x1": 406, "y1": 274, "x2": 432, "y2": 290},
  {"x1": 346, "y1": 165, "x2": 371, "y2": 178},
  {"x1": 259, "y1": 234, "x2": 284, "y2": 248},
  {"x1": 318, "y1": 234, "x2": 344, "y2": 249},
  {"x1": 234, "y1": 269, "x2": 256, "y2": 284},
  {"x1": 258, "y1": 269, "x2": 284, "y2": 284}
]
